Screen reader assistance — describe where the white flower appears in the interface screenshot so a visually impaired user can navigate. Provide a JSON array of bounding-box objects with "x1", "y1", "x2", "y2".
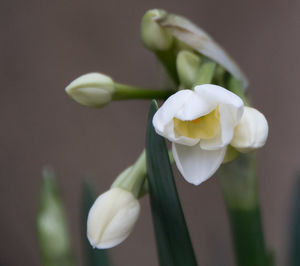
[
  {"x1": 153, "y1": 84, "x2": 244, "y2": 185},
  {"x1": 231, "y1": 106, "x2": 268, "y2": 153},
  {"x1": 87, "y1": 187, "x2": 140, "y2": 249}
]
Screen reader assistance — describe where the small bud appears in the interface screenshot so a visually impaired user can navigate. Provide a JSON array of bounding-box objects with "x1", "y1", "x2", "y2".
[
  {"x1": 87, "y1": 187, "x2": 140, "y2": 249},
  {"x1": 65, "y1": 73, "x2": 115, "y2": 108},
  {"x1": 141, "y1": 9, "x2": 173, "y2": 51},
  {"x1": 176, "y1": 50, "x2": 201, "y2": 88},
  {"x1": 231, "y1": 106, "x2": 268, "y2": 153},
  {"x1": 37, "y1": 169, "x2": 74, "y2": 265}
]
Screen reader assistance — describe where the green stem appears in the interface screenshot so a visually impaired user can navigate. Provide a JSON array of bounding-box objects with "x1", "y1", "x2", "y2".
[
  {"x1": 113, "y1": 83, "x2": 173, "y2": 101},
  {"x1": 212, "y1": 64, "x2": 226, "y2": 87},
  {"x1": 111, "y1": 150, "x2": 146, "y2": 198},
  {"x1": 218, "y1": 154, "x2": 272, "y2": 266},
  {"x1": 111, "y1": 150, "x2": 174, "y2": 198},
  {"x1": 289, "y1": 173, "x2": 300, "y2": 266},
  {"x1": 155, "y1": 45, "x2": 180, "y2": 85}
]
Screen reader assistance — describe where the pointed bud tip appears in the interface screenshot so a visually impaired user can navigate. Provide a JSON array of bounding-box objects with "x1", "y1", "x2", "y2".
[
  {"x1": 141, "y1": 9, "x2": 173, "y2": 51},
  {"x1": 65, "y1": 73, "x2": 115, "y2": 108}
]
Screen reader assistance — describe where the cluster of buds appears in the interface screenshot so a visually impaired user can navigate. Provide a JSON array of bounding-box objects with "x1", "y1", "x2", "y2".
[{"x1": 65, "y1": 9, "x2": 269, "y2": 249}]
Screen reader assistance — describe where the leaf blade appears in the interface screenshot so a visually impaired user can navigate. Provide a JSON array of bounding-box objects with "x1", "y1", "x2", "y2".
[{"x1": 146, "y1": 100, "x2": 198, "y2": 266}]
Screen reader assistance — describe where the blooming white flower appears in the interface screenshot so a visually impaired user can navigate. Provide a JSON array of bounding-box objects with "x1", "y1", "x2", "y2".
[
  {"x1": 87, "y1": 187, "x2": 140, "y2": 249},
  {"x1": 231, "y1": 106, "x2": 268, "y2": 153},
  {"x1": 153, "y1": 84, "x2": 244, "y2": 185}
]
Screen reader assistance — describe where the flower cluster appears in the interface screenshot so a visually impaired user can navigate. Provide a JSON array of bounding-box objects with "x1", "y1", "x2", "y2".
[{"x1": 65, "y1": 9, "x2": 269, "y2": 251}]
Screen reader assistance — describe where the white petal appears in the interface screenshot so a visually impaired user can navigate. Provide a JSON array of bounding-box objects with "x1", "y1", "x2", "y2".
[
  {"x1": 194, "y1": 84, "x2": 244, "y2": 122},
  {"x1": 172, "y1": 143, "x2": 226, "y2": 185},
  {"x1": 195, "y1": 84, "x2": 244, "y2": 150},
  {"x1": 96, "y1": 201, "x2": 140, "y2": 249},
  {"x1": 87, "y1": 188, "x2": 140, "y2": 249},
  {"x1": 153, "y1": 89, "x2": 215, "y2": 146},
  {"x1": 153, "y1": 90, "x2": 193, "y2": 134},
  {"x1": 173, "y1": 93, "x2": 215, "y2": 121},
  {"x1": 231, "y1": 107, "x2": 268, "y2": 152},
  {"x1": 200, "y1": 104, "x2": 235, "y2": 150}
]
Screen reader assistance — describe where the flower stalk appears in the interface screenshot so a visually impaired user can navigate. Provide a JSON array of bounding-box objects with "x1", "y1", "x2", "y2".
[
  {"x1": 155, "y1": 47, "x2": 180, "y2": 85},
  {"x1": 112, "y1": 149, "x2": 174, "y2": 198},
  {"x1": 218, "y1": 154, "x2": 272, "y2": 266},
  {"x1": 113, "y1": 83, "x2": 174, "y2": 101},
  {"x1": 111, "y1": 150, "x2": 147, "y2": 198}
]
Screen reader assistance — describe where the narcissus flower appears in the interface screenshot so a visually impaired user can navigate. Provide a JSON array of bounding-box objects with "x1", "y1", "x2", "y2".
[
  {"x1": 153, "y1": 85, "x2": 269, "y2": 185},
  {"x1": 87, "y1": 187, "x2": 140, "y2": 249},
  {"x1": 153, "y1": 84, "x2": 247, "y2": 185}
]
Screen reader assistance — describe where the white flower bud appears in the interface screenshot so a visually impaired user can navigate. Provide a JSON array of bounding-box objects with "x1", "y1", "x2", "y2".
[
  {"x1": 65, "y1": 73, "x2": 115, "y2": 108},
  {"x1": 141, "y1": 9, "x2": 173, "y2": 51},
  {"x1": 231, "y1": 106, "x2": 268, "y2": 153},
  {"x1": 87, "y1": 187, "x2": 140, "y2": 249}
]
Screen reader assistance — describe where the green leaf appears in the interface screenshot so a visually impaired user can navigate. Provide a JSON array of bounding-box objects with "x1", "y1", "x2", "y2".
[
  {"x1": 289, "y1": 172, "x2": 300, "y2": 266},
  {"x1": 146, "y1": 100, "x2": 198, "y2": 266},
  {"x1": 37, "y1": 168, "x2": 76, "y2": 266},
  {"x1": 81, "y1": 180, "x2": 111, "y2": 266}
]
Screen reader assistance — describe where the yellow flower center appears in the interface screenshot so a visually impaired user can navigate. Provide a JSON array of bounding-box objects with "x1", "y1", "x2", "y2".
[{"x1": 173, "y1": 107, "x2": 220, "y2": 139}]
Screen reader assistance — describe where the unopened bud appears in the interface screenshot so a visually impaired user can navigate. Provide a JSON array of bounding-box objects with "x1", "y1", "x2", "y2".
[
  {"x1": 65, "y1": 73, "x2": 115, "y2": 108},
  {"x1": 37, "y1": 169, "x2": 74, "y2": 265},
  {"x1": 87, "y1": 187, "x2": 140, "y2": 249},
  {"x1": 231, "y1": 106, "x2": 268, "y2": 152},
  {"x1": 141, "y1": 9, "x2": 173, "y2": 51},
  {"x1": 176, "y1": 50, "x2": 201, "y2": 88}
]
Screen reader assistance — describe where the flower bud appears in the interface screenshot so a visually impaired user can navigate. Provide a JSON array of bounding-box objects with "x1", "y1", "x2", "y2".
[
  {"x1": 141, "y1": 9, "x2": 173, "y2": 51},
  {"x1": 176, "y1": 50, "x2": 201, "y2": 88},
  {"x1": 87, "y1": 187, "x2": 140, "y2": 249},
  {"x1": 37, "y1": 169, "x2": 74, "y2": 265},
  {"x1": 151, "y1": 10, "x2": 249, "y2": 88},
  {"x1": 65, "y1": 73, "x2": 115, "y2": 108},
  {"x1": 231, "y1": 106, "x2": 268, "y2": 153}
]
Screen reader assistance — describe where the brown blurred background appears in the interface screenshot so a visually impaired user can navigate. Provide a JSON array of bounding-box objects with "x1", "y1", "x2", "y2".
[{"x1": 1, "y1": 0, "x2": 300, "y2": 265}]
